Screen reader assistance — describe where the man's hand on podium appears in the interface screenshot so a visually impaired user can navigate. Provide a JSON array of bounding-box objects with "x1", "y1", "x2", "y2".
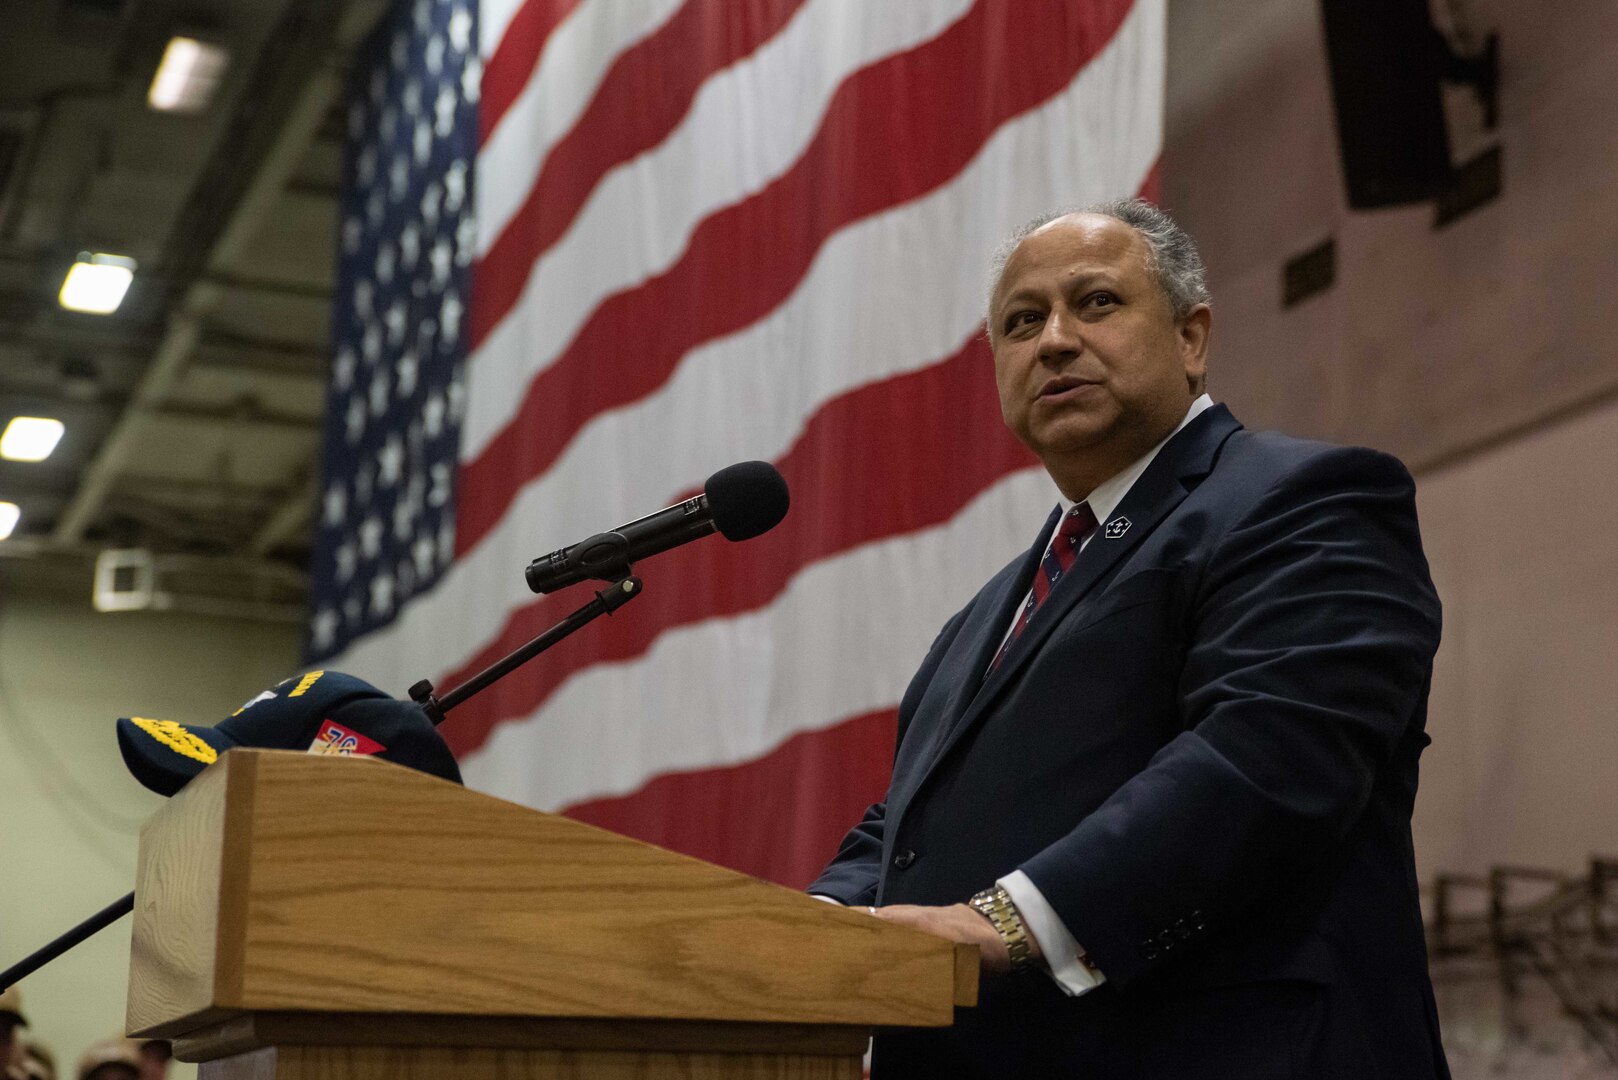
[{"x1": 868, "y1": 903, "x2": 1043, "y2": 976}]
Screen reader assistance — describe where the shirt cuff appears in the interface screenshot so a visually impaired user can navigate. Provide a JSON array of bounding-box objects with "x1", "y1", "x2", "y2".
[{"x1": 999, "y1": 870, "x2": 1105, "y2": 997}]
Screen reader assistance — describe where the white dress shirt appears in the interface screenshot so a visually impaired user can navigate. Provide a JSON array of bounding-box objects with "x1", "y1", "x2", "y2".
[{"x1": 999, "y1": 393, "x2": 1212, "y2": 995}]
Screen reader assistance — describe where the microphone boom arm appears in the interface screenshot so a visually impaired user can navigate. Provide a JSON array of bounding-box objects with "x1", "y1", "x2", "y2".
[
  {"x1": 410, "y1": 575, "x2": 643, "y2": 726},
  {"x1": 0, "y1": 891, "x2": 134, "y2": 991}
]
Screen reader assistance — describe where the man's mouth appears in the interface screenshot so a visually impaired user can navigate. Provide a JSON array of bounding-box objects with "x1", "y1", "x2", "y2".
[{"x1": 1037, "y1": 377, "x2": 1098, "y2": 400}]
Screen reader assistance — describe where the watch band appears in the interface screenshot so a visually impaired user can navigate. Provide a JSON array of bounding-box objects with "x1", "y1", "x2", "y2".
[{"x1": 968, "y1": 884, "x2": 1035, "y2": 974}]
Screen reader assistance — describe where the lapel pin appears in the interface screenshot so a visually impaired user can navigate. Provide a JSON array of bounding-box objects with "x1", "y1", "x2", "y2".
[{"x1": 1104, "y1": 516, "x2": 1131, "y2": 539}]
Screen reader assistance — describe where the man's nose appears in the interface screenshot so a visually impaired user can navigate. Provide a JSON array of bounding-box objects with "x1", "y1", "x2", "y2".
[{"x1": 1036, "y1": 307, "x2": 1082, "y2": 364}]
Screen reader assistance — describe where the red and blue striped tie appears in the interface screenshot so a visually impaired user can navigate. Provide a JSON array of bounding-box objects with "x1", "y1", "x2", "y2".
[{"x1": 990, "y1": 503, "x2": 1099, "y2": 673}]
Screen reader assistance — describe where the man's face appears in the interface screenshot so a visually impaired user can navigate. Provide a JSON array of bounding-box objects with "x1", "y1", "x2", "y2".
[{"x1": 989, "y1": 214, "x2": 1209, "y2": 491}]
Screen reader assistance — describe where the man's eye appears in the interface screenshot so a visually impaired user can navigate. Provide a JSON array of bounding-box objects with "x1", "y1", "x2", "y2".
[
  {"x1": 1087, "y1": 292, "x2": 1116, "y2": 308},
  {"x1": 1005, "y1": 311, "x2": 1040, "y2": 332}
]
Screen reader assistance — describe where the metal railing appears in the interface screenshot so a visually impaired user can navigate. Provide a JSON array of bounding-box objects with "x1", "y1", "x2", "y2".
[{"x1": 1427, "y1": 857, "x2": 1618, "y2": 1064}]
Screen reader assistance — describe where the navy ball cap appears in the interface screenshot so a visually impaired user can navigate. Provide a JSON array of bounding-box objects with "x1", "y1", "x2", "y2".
[{"x1": 116, "y1": 670, "x2": 462, "y2": 797}]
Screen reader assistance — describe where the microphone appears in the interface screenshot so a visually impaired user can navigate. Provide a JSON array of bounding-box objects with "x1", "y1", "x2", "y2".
[{"x1": 525, "y1": 461, "x2": 790, "y2": 594}]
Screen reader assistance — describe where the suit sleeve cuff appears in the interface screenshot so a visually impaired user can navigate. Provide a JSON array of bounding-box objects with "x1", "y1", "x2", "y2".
[{"x1": 999, "y1": 870, "x2": 1106, "y2": 996}]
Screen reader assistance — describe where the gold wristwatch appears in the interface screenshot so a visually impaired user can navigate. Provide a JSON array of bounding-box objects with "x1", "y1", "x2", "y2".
[{"x1": 968, "y1": 884, "x2": 1035, "y2": 974}]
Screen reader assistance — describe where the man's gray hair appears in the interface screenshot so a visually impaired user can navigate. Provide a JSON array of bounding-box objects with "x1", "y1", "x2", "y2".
[{"x1": 985, "y1": 198, "x2": 1211, "y2": 325}]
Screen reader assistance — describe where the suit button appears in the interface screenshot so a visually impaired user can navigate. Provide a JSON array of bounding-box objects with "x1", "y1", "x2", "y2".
[{"x1": 892, "y1": 849, "x2": 917, "y2": 869}]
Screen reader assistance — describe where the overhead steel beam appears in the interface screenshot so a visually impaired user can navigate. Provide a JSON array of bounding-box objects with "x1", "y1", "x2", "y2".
[
  {"x1": 159, "y1": 361, "x2": 327, "y2": 399},
  {"x1": 54, "y1": 306, "x2": 209, "y2": 541},
  {"x1": 191, "y1": 337, "x2": 328, "y2": 376},
  {"x1": 0, "y1": 318, "x2": 328, "y2": 373},
  {"x1": 249, "y1": 472, "x2": 318, "y2": 556},
  {"x1": 0, "y1": 316, "x2": 161, "y2": 355},
  {"x1": 51, "y1": 0, "x2": 389, "y2": 545},
  {"x1": 199, "y1": 273, "x2": 334, "y2": 302},
  {"x1": 154, "y1": 399, "x2": 323, "y2": 432}
]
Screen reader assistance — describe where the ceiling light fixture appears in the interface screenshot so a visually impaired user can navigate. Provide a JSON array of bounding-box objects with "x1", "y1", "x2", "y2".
[
  {"x1": 1, "y1": 417, "x2": 66, "y2": 462},
  {"x1": 0, "y1": 503, "x2": 18, "y2": 541},
  {"x1": 59, "y1": 253, "x2": 136, "y2": 314},
  {"x1": 148, "y1": 36, "x2": 230, "y2": 114}
]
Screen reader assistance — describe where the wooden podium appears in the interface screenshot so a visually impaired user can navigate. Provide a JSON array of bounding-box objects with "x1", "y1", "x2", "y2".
[{"x1": 127, "y1": 750, "x2": 976, "y2": 1079}]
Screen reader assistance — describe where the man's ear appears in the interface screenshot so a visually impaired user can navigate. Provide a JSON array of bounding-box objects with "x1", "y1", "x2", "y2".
[{"x1": 1179, "y1": 304, "x2": 1211, "y2": 392}]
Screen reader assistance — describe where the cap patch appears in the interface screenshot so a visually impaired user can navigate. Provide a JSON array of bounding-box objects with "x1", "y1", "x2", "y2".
[
  {"x1": 131, "y1": 718, "x2": 219, "y2": 765},
  {"x1": 309, "y1": 719, "x2": 385, "y2": 756},
  {"x1": 289, "y1": 670, "x2": 325, "y2": 697}
]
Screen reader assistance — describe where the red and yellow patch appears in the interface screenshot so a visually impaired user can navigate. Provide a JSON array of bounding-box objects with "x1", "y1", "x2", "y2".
[{"x1": 308, "y1": 719, "x2": 385, "y2": 757}]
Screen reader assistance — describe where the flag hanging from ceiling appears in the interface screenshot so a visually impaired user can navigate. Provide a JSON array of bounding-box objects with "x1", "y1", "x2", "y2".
[{"x1": 311, "y1": 0, "x2": 1164, "y2": 890}]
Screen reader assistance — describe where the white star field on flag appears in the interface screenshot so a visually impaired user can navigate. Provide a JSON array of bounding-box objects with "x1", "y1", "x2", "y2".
[{"x1": 307, "y1": 0, "x2": 477, "y2": 660}]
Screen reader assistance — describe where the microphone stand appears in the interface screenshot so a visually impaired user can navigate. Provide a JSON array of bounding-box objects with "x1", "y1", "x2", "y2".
[
  {"x1": 409, "y1": 575, "x2": 641, "y2": 724},
  {"x1": 0, "y1": 893, "x2": 135, "y2": 991},
  {"x1": 1, "y1": 575, "x2": 644, "y2": 992}
]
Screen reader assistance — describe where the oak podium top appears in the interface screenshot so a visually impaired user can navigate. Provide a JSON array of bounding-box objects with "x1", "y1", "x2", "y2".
[{"x1": 128, "y1": 749, "x2": 976, "y2": 1042}]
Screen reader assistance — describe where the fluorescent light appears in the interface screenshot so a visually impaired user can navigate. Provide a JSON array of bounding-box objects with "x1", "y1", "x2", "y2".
[
  {"x1": 59, "y1": 254, "x2": 136, "y2": 314},
  {"x1": 148, "y1": 36, "x2": 229, "y2": 113},
  {"x1": 1, "y1": 417, "x2": 65, "y2": 462},
  {"x1": 0, "y1": 503, "x2": 17, "y2": 541}
]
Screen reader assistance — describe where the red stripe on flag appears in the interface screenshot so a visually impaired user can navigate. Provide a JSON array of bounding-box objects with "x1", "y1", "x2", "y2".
[
  {"x1": 561, "y1": 706, "x2": 897, "y2": 888},
  {"x1": 475, "y1": 0, "x2": 809, "y2": 328},
  {"x1": 481, "y1": 0, "x2": 586, "y2": 141},
  {"x1": 456, "y1": 0, "x2": 1136, "y2": 553},
  {"x1": 440, "y1": 335, "x2": 1035, "y2": 759},
  {"x1": 442, "y1": 160, "x2": 1157, "y2": 758}
]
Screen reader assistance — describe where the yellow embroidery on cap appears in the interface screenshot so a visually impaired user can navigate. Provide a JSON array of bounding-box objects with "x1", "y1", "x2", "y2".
[
  {"x1": 131, "y1": 718, "x2": 218, "y2": 765},
  {"x1": 289, "y1": 670, "x2": 325, "y2": 698}
]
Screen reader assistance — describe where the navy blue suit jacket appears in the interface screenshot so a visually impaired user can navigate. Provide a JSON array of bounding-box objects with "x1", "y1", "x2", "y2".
[{"x1": 810, "y1": 406, "x2": 1450, "y2": 1079}]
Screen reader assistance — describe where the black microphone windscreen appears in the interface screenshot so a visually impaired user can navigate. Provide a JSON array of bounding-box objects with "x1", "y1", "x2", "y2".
[{"x1": 704, "y1": 461, "x2": 790, "y2": 541}]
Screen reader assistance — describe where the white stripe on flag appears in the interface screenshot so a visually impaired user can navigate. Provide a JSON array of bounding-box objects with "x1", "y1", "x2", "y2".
[
  {"x1": 463, "y1": 0, "x2": 979, "y2": 458},
  {"x1": 477, "y1": 0, "x2": 686, "y2": 225},
  {"x1": 332, "y1": 0, "x2": 1163, "y2": 698},
  {"x1": 459, "y1": 466, "x2": 1055, "y2": 807}
]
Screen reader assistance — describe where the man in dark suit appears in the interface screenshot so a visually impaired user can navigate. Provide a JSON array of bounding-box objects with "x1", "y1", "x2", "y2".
[{"x1": 810, "y1": 200, "x2": 1449, "y2": 1078}]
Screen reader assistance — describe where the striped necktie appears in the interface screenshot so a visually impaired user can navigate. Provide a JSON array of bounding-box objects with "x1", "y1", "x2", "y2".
[{"x1": 989, "y1": 503, "x2": 1099, "y2": 673}]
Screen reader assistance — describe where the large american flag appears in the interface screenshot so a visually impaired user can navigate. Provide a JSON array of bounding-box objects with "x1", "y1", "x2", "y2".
[{"x1": 311, "y1": 0, "x2": 1164, "y2": 890}]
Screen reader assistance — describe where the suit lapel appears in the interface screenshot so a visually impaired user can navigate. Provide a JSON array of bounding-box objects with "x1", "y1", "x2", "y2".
[
  {"x1": 910, "y1": 406, "x2": 1243, "y2": 796},
  {"x1": 890, "y1": 505, "x2": 1060, "y2": 802},
  {"x1": 960, "y1": 504, "x2": 1063, "y2": 685}
]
